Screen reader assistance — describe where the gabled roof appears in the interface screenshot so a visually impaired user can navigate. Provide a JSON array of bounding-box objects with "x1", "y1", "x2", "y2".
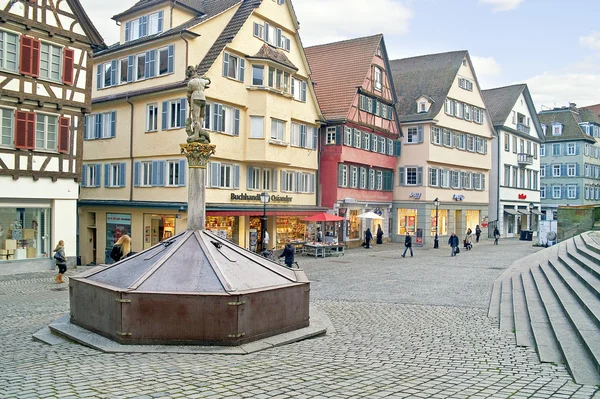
[
  {"x1": 538, "y1": 108, "x2": 595, "y2": 143},
  {"x1": 482, "y1": 84, "x2": 545, "y2": 141},
  {"x1": 247, "y1": 44, "x2": 298, "y2": 71},
  {"x1": 305, "y1": 34, "x2": 383, "y2": 121},
  {"x1": 113, "y1": 0, "x2": 205, "y2": 21},
  {"x1": 66, "y1": 0, "x2": 107, "y2": 49},
  {"x1": 97, "y1": 0, "x2": 241, "y2": 56},
  {"x1": 579, "y1": 104, "x2": 600, "y2": 124},
  {"x1": 389, "y1": 50, "x2": 467, "y2": 123}
]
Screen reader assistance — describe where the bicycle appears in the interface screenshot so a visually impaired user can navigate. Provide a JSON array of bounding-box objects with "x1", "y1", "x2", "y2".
[{"x1": 261, "y1": 249, "x2": 299, "y2": 269}]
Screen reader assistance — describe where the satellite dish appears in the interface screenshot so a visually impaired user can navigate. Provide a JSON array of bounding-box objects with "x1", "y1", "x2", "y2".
[{"x1": 547, "y1": 231, "x2": 557, "y2": 241}]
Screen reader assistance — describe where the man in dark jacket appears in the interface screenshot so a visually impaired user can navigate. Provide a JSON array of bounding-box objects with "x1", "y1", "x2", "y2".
[
  {"x1": 401, "y1": 233, "x2": 413, "y2": 257},
  {"x1": 278, "y1": 239, "x2": 295, "y2": 268},
  {"x1": 364, "y1": 228, "x2": 373, "y2": 249},
  {"x1": 448, "y1": 233, "x2": 459, "y2": 257}
]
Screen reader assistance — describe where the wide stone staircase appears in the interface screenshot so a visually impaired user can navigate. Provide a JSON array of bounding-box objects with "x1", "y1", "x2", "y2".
[{"x1": 488, "y1": 231, "x2": 600, "y2": 385}]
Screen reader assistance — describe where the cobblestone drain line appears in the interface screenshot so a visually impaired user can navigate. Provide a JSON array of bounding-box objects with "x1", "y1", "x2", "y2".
[{"x1": 0, "y1": 277, "x2": 599, "y2": 399}]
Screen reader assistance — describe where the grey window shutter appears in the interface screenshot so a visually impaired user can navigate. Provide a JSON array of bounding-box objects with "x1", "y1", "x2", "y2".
[
  {"x1": 239, "y1": 59, "x2": 245, "y2": 82},
  {"x1": 264, "y1": 22, "x2": 270, "y2": 42},
  {"x1": 94, "y1": 114, "x2": 101, "y2": 138},
  {"x1": 96, "y1": 64, "x2": 102, "y2": 89},
  {"x1": 161, "y1": 101, "x2": 168, "y2": 130},
  {"x1": 312, "y1": 127, "x2": 318, "y2": 150},
  {"x1": 119, "y1": 163, "x2": 126, "y2": 187},
  {"x1": 110, "y1": 60, "x2": 117, "y2": 86},
  {"x1": 158, "y1": 160, "x2": 166, "y2": 186},
  {"x1": 417, "y1": 167, "x2": 423, "y2": 186},
  {"x1": 145, "y1": 50, "x2": 156, "y2": 78},
  {"x1": 481, "y1": 174, "x2": 486, "y2": 190},
  {"x1": 167, "y1": 45, "x2": 174, "y2": 74},
  {"x1": 223, "y1": 53, "x2": 229, "y2": 77},
  {"x1": 428, "y1": 168, "x2": 432, "y2": 187},
  {"x1": 576, "y1": 142, "x2": 580, "y2": 155},
  {"x1": 246, "y1": 166, "x2": 253, "y2": 189},
  {"x1": 335, "y1": 126, "x2": 341, "y2": 144},
  {"x1": 399, "y1": 167, "x2": 405, "y2": 186},
  {"x1": 276, "y1": 28, "x2": 282, "y2": 47},
  {"x1": 417, "y1": 126, "x2": 424, "y2": 143},
  {"x1": 204, "y1": 103, "x2": 210, "y2": 129},
  {"x1": 83, "y1": 115, "x2": 89, "y2": 140},
  {"x1": 110, "y1": 111, "x2": 116, "y2": 137},
  {"x1": 576, "y1": 186, "x2": 579, "y2": 199},
  {"x1": 125, "y1": 21, "x2": 130, "y2": 42},
  {"x1": 179, "y1": 159, "x2": 186, "y2": 186},
  {"x1": 134, "y1": 161, "x2": 140, "y2": 187},
  {"x1": 272, "y1": 169, "x2": 277, "y2": 191},
  {"x1": 179, "y1": 99, "x2": 186, "y2": 128},
  {"x1": 127, "y1": 55, "x2": 134, "y2": 82},
  {"x1": 94, "y1": 165, "x2": 101, "y2": 187},
  {"x1": 81, "y1": 165, "x2": 87, "y2": 187},
  {"x1": 104, "y1": 164, "x2": 110, "y2": 187},
  {"x1": 281, "y1": 170, "x2": 286, "y2": 191},
  {"x1": 151, "y1": 161, "x2": 160, "y2": 186},
  {"x1": 157, "y1": 11, "x2": 164, "y2": 32},
  {"x1": 233, "y1": 165, "x2": 240, "y2": 189},
  {"x1": 234, "y1": 109, "x2": 240, "y2": 136},
  {"x1": 310, "y1": 174, "x2": 315, "y2": 193},
  {"x1": 576, "y1": 163, "x2": 580, "y2": 176},
  {"x1": 338, "y1": 164, "x2": 344, "y2": 187},
  {"x1": 295, "y1": 172, "x2": 301, "y2": 192},
  {"x1": 210, "y1": 162, "x2": 220, "y2": 188},
  {"x1": 561, "y1": 164, "x2": 567, "y2": 177}
]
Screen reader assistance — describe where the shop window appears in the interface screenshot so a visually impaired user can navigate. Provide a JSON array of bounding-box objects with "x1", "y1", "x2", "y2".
[
  {"x1": 0, "y1": 207, "x2": 51, "y2": 261},
  {"x1": 349, "y1": 210, "x2": 360, "y2": 240},
  {"x1": 105, "y1": 213, "x2": 131, "y2": 263},
  {"x1": 276, "y1": 217, "x2": 306, "y2": 249},
  {"x1": 465, "y1": 210, "x2": 480, "y2": 233},
  {"x1": 398, "y1": 208, "x2": 417, "y2": 236},
  {"x1": 431, "y1": 209, "x2": 448, "y2": 237},
  {"x1": 206, "y1": 216, "x2": 238, "y2": 242}
]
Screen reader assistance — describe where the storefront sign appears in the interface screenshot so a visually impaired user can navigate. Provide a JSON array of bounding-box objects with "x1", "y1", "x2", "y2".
[
  {"x1": 518, "y1": 194, "x2": 527, "y2": 199},
  {"x1": 373, "y1": 208, "x2": 383, "y2": 216},
  {"x1": 230, "y1": 193, "x2": 293, "y2": 203},
  {"x1": 107, "y1": 213, "x2": 131, "y2": 225},
  {"x1": 409, "y1": 192, "x2": 422, "y2": 199},
  {"x1": 453, "y1": 194, "x2": 465, "y2": 201}
]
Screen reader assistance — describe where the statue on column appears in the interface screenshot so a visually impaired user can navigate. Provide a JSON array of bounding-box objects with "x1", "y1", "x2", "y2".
[{"x1": 186, "y1": 66, "x2": 212, "y2": 144}]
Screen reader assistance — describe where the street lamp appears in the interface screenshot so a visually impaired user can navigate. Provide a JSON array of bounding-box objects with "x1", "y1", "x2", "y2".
[
  {"x1": 528, "y1": 202, "x2": 534, "y2": 231},
  {"x1": 433, "y1": 197, "x2": 440, "y2": 249},
  {"x1": 260, "y1": 192, "x2": 270, "y2": 253}
]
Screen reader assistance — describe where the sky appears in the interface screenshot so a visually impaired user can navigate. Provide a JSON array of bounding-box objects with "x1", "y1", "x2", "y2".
[{"x1": 81, "y1": 0, "x2": 600, "y2": 110}]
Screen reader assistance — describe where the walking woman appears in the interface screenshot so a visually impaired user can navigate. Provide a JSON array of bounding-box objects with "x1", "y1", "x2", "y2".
[
  {"x1": 110, "y1": 235, "x2": 132, "y2": 262},
  {"x1": 53, "y1": 240, "x2": 67, "y2": 283},
  {"x1": 475, "y1": 225, "x2": 481, "y2": 243},
  {"x1": 365, "y1": 228, "x2": 373, "y2": 249}
]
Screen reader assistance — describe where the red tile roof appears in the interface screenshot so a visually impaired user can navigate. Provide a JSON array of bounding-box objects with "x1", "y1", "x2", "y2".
[{"x1": 305, "y1": 34, "x2": 382, "y2": 121}]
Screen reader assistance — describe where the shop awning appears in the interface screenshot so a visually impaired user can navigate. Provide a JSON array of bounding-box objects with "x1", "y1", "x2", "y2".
[
  {"x1": 532, "y1": 209, "x2": 543, "y2": 215},
  {"x1": 207, "y1": 210, "x2": 322, "y2": 217},
  {"x1": 504, "y1": 209, "x2": 521, "y2": 215},
  {"x1": 518, "y1": 210, "x2": 530, "y2": 215}
]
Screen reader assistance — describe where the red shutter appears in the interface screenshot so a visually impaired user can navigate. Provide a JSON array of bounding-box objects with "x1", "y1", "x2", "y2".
[
  {"x1": 15, "y1": 111, "x2": 35, "y2": 150},
  {"x1": 62, "y1": 48, "x2": 74, "y2": 85},
  {"x1": 19, "y1": 36, "x2": 40, "y2": 77},
  {"x1": 58, "y1": 116, "x2": 70, "y2": 153}
]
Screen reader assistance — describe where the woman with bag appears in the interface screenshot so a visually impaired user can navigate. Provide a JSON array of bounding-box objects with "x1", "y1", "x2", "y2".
[
  {"x1": 110, "y1": 235, "x2": 132, "y2": 263},
  {"x1": 53, "y1": 240, "x2": 67, "y2": 283}
]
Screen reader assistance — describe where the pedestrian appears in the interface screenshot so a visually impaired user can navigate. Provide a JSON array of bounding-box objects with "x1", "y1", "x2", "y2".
[
  {"x1": 376, "y1": 224, "x2": 384, "y2": 244},
  {"x1": 110, "y1": 234, "x2": 132, "y2": 263},
  {"x1": 317, "y1": 227, "x2": 323, "y2": 243},
  {"x1": 53, "y1": 240, "x2": 67, "y2": 283},
  {"x1": 401, "y1": 233, "x2": 413, "y2": 257},
  {"x1": 475, "y1": 225, "x2": 481, "y2": 243},
  {"x1": 263, "y1": 230, "x2": 269, "y2": 250},
  {"x1": 448, "y1": 232, "x2": 459, "y2": 257},
  {"x1": 365, "y1": 228, "x2": 373, "y2": 249},
  {"x1": 493, "y1": 227, "x2": 500, "y2": 245},
  {"x1": 464, "y1": 228, "x2": 473, "y2": 251},
  {"x1": 278, "y1": 239, "x2": 295, "y2": 268}
]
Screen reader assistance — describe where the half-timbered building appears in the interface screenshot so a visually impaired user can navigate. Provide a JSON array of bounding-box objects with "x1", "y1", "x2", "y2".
[
  {"x1": 0, "y1": 0, "x2": 105, "y2": 271},
  {"x1": 305, "y1": 35, "x2": 401, "y2": 246}
]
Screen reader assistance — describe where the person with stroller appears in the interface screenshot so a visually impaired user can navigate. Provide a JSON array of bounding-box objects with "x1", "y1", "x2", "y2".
[{"x1": 448, "y1": 232, "x2": 459, "y2": 257}]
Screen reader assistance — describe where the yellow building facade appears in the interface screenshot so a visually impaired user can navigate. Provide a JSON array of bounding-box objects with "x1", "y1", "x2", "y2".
[{"x1": 79, "y1": 0, "x2": 324, "y2": 264}]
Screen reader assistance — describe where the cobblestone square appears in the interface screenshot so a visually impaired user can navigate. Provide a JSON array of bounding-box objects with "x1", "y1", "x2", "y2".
[{"x1": 0, "y1": 239, "x2": 598, "y2": 398}]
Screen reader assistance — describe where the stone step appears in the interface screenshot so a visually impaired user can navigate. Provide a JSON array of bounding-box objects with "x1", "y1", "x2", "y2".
[
  {"x1": 581, "y1": 232, "x2": 600, "y2": 256},
  {"x1": 540, "y1": 263, "x2": 600, "y2": 379},
  {"x1": 530, "y1": 265, "x2": 600, "y2": 385},
  {"x1": 572, "y1": 236, "x2": 600, "y2": 280},
  {"x1": 521, "y1": 269, "x2": 563, "y2": 364},
  {"x1": 560, "y1": 241, "x2": 600, "y2": 301},
  {"x1": 488, "y1": 279, "x2": 502, "y2": 319},
  {"x1": 499, "y1": 277, "x2": 514, "y2": 332},
  {"x1": 512, "y1": 273, "x2": 534, "y2": 347}
]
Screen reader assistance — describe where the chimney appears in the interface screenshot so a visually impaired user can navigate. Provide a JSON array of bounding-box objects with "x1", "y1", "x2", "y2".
[{"x1": 569, "y1": 102, "x2": 577, "y2": 109}]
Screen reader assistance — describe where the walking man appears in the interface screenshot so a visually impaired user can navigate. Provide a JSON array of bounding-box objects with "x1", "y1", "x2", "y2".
[
  {"x1": 448, "y1": 232, "x2": 459, "y2": 257},
  {"x1": 493, "y1": 226, "x2": 500, "y2": 245},
  {"x1": 401, "y1": 233, "x2": 413, "y2": 257}
]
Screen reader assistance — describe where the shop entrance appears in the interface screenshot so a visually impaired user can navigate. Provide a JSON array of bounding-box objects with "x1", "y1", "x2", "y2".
[
  {"x1": 249, "y1": 216, "x2": 263, "y2": 252},
  {"x1": 143, "y1": 214, "x2": 176, "y2": 250},
  {"x1": 465, "y1": 210, "x2": 480, "y2": 234}
]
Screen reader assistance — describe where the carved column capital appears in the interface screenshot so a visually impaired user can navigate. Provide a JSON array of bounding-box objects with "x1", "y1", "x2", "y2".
[{"x1": 180, "y1": 143, "x2": 216, "y2": 169}]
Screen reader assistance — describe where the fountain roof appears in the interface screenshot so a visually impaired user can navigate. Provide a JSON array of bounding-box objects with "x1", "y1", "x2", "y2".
[{"x1": 84, "y1": 230, "x2": 305, "y2": 294}]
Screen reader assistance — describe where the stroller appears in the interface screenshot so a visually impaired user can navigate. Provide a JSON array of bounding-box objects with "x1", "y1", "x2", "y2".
[{"x1": 463, "y1": 238, "x2": 473, "y2": 251}]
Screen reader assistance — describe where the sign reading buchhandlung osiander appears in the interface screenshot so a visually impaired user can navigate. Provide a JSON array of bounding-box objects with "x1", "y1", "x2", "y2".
[{"x1": 230, "y1": 193, "x2": 293, "y2": 203}]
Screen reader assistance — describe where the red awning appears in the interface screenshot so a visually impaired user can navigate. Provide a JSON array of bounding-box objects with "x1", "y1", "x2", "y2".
[
  {"x1": 207, "y1": 210, "x2": 321, "y2": 217},
  {"x1": 302, "y1": 212, "x2": 345, "y2": 222}
]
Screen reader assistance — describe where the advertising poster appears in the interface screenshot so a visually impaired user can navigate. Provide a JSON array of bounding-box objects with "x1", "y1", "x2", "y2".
[
  {"x1": 105, "y1": 213, "x2": 131, "y2": 263},
  {"x1": 416, "y1": 228, "x2": 423, "y2": 246}
]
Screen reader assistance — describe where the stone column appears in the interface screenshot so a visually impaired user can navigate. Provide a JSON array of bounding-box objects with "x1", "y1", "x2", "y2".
[{"x1": 180, "y1": 143, "x2": 216, "y2": 231}]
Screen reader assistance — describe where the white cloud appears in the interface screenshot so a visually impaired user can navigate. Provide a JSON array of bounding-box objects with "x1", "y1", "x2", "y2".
[
  {"x1": 525, "y1": 72, "x2": 600, "y2": 110},
  {"x1": 470, "y1": 56, "x2": 503, "y2": 88},
  {"x1": 81, "y1": 0, "x2": 124, "y2": 45},
  {"x1": 294, "y1": 0, "x2": 413, "y2": 47},
  {"x1": 479, "y1": 0, "x2": 524, "y2": 12},
  {"x1": 580, "y1": 31, "x2": 600, "y2": 52}
]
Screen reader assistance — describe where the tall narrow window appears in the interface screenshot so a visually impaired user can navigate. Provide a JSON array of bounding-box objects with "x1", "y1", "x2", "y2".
[
  {"x1": 40, "y1": 42, "x2": 61, "y2": 81},
  {"x1": 271, "y1": 119, "x2": 285, "y2": 141},
  {"x1": 252, "y1": 65, "x2": 264, "y2": 85},
  {"x1": 1, "y1": 108, "x2": 13, "y2": 147},
  {"x1": 0, "y1": 31, "x2": 18, "y2": 72},
  {"x1": 146, "y1": 104, "x2": 158, "y2": 132},
  {"x1": 374, "y1": 67, "x2": 382, "y2": 91},
  {"x1": 35, "y1": 113, "x2": 58, "y2": 151}
]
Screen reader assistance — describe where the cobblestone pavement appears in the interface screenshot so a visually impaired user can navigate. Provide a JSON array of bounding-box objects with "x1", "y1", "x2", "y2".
[{"x1": 0, "y1": 239, "x2": 599, "y2": 398}]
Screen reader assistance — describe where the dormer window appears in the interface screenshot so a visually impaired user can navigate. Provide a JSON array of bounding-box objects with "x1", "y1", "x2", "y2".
[
  {"x1": 418, "y1": 102, "x2": 427, "y2": 113},
  {"x1": 416, "y1": 96, "x2": 432, "y2": 113},
  {"x1": 552, "y1": 123, "x2": 562, "y2": 136},
  {"x1": 125, "y1": 11, "x2": 164, "y2": 42}
]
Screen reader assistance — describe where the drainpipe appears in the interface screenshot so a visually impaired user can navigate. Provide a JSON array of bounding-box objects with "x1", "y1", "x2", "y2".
[
  {"x1": 170, "y1": 0, "x2": 175, "y2": 29},
  {"x1": 496, "y1": 133, "x2": 500, "y2": 227},
  {"x1": 179, "y1": 31, "x2": 189, "y2": 68},
  {"x1": 126, "y1": 96, "x2": 134, "y2": 201}
]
